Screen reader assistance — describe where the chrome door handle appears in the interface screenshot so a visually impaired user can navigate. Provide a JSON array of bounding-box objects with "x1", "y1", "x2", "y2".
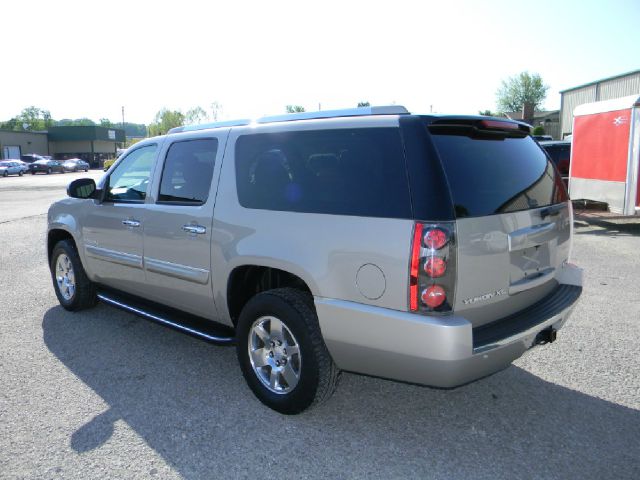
[
  {"x1": 122, "y1": 219, "x2": 141, "y2": 227},
  {"x1": 182, "y1": 224, "x2": 206, "y2": 234}
]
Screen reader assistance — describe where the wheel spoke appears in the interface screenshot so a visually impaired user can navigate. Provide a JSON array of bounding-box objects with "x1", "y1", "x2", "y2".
[
  {"x1": 281, "y1": 363, "x2": 298, "y2": 388},
  {"x1": 269, "y1": 318, "x2": 283, "y2": 338},
  {"x1": 285, "y1": 345, "x2": 300, "y2": 357},
  {"x1": 253, "y1": 324, "x2": 270, "y2": 344},
  {"x1": 250, "y1": 348, "x2": 269, "y2": 368},
  {"x1": 269, "y1": 368, "x2": 279, "y2": 390}
]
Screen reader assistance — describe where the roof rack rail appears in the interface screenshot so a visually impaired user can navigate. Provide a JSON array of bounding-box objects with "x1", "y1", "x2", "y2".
[
  {"x1": 168, "y1": 119, "x2": 252, "y2": 134},
  {"x1": 257, "y1": 105, "x2": 410, "y2": 124},
  {"x1": 168, "y1": 105, "x2": 410, "y2": 134}
]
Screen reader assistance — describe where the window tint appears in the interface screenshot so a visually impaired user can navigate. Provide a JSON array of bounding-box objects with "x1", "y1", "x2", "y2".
[
  {"x1": 158, "y1": 139, "x2": 218, "y2": 204},
  {"x1": 235, "y1": 128, "x2": 411, "y2": 218},
  {"x1": 105, "y1": 144, "x2": 156, "y2": 202},
  {"x1": 430, "y1": 134, "x2": 567, "y2": 218}
]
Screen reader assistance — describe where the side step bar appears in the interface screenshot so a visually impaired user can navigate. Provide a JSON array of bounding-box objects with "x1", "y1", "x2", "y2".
[{"x1": 97, "y1": 290, "x2": 235, "y2": 345}]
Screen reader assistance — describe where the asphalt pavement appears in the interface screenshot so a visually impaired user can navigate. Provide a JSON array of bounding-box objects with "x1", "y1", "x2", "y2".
[{"x1": 0, "y1": 174, "x2": 638, "y2": 479}]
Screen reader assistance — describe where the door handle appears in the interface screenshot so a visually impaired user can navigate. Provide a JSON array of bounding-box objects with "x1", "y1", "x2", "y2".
[
  {"x1": 122, "y1": 219, "x2": 141, "y2": 227},
  {"x1": 182, "y1": 224, "x2": 206, "y2": 234}
]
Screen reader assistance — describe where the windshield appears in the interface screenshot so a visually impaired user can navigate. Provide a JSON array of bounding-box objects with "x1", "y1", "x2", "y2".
[{"x1": 430, "y1": 131, "x2": 568, "y2": 218}]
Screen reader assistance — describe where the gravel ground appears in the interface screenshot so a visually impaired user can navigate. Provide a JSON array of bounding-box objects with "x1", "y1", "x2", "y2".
[{"x1": 0, "y1": 176, "x2": 638, "y2": 479}]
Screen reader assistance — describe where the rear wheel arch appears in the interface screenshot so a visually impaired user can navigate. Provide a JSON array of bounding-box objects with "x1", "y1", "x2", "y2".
[{"x1": 227, "y1": 265, "x2": 314, "y2": 326}]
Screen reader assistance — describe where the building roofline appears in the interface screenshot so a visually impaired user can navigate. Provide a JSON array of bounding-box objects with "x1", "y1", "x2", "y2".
[
  {"x1": 560, "y1": 69, "x2": 640, "y2": 94},
  {"x1": 0, "y1": 129, "x2": 48, "y2": 135}
]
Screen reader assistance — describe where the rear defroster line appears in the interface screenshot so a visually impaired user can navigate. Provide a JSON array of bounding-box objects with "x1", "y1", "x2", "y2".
[{"x1": 96, "y1": 291, "x2": 235, "y2": 345}]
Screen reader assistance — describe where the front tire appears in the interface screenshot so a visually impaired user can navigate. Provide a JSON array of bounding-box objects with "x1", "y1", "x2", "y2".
[
  {"x1": 50, "y1": 239, "x2": 97, "y2": 311},
  {"x1": 18, "y1": 171, "x2": 23, "y2": 176},
  {"x1": 47, "y1": 168, "x2": 52, "y2": 174},
  {"x1": 236, "y1": 288, "x2": 339, "y2": 414}
]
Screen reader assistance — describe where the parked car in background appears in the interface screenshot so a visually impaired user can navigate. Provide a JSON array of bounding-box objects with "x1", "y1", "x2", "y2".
[
  {"x1": 15, "y1": 160, "x2": 30, "y2": 174},
  {"x1": 539, "y1": 140, "x2": 571, "y2": 176},
  {"x1": 533, "y1": 135, "x2": 553, "y2": 142},
  {"x1": 29, "y1": 159, "x2": 66, "y2": 174},
  {"x1": 62, "y1": 158, "x2": 90, "y2": 172},
  {"x1": 0, "y1": 160, "x2": 25, "y2": 177},
  {"x1": 20, "y1": 154, "x2": 48, "y2": 165}
]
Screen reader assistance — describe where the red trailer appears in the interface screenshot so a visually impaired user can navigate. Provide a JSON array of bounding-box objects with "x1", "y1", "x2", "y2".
[{"x1": 569, "y1": 94, "x2": 640, "y2": 215}]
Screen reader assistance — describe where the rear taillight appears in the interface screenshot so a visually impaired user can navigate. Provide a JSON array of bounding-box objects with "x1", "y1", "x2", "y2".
[
  {"x1": 421, "y1": 285, "x2": 446, "y2": 308},
  {"x1": 409, "y1": 221, "x2": 457, "y2": 314}
]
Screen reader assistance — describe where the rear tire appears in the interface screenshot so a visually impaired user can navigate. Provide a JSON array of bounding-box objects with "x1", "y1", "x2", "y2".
[
  {"x1": 50, "y1": 239, "x2": 97, "y2": 311},
  {"x1": 18, "y1": 171, "x2": 23, "y2": 176},
  {"x1": 47, "y1": 168, "x2": 52, "y2": 174},
  {"x1": 2, "y1": 171, "x2": 7, "y2": 177},
  {"x1": 236, "y1": 288, "x2": 339, "y2": 414}
]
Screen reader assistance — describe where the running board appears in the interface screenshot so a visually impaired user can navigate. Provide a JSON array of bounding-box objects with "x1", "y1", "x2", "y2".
[{"x1": 97, "y1": 290, "x2": 235, "y2": 345}]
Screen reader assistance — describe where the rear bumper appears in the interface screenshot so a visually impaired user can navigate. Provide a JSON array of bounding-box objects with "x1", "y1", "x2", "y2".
[{"x1": 315, "y1": 264, "x2": 582, "y2": 388}]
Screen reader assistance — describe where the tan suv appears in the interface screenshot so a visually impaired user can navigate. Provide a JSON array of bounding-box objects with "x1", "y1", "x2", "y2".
[{"x1": 47, "y1": 107, "x2": 582, "y2": 414}]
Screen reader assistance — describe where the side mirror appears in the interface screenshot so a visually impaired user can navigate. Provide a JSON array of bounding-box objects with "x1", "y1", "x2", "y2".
[{"x1": 67, "y1": 178, "x2": 97, "y2": 199}]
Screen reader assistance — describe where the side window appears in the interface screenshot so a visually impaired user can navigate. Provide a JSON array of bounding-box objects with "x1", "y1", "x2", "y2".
[
  {"x1": 235, "y1": 128, "x2": 412, "y2": 218},
  {"x1": 158, "y1": 138, "x2": 218, "y2": 204},
  {"x1": 105, "y1": 144, "x2": 157, "y2": 202}
]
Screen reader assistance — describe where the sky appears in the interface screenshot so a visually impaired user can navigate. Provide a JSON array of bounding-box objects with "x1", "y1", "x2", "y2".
[{"x1": 2, "y1": 0, "x2": 639, "y2": 125}]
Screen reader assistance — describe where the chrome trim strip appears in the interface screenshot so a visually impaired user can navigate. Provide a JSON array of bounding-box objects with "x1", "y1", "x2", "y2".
[
  {"x1": 508, "y1": 222, "x2": 556, "y2": 251},
  {"x1": 85, "y1": 245, "x2": 142, "y2": 269},
  {"x1": 97, "y1": 293, "x2": 233, "y2": 343},
  {"x1": 145, "y1": 257, "x2": 210, "y2": 284}
]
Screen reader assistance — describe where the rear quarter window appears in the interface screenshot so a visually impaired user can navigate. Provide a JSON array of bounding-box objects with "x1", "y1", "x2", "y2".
[{"x1": 235, "y1": 128, "x2": 412, "y2": 219}]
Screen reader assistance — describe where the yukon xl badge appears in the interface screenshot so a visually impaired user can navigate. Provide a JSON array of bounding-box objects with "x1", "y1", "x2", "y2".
[{"x1": 463, "y1": 288, "x2": 507, "y2": 305}]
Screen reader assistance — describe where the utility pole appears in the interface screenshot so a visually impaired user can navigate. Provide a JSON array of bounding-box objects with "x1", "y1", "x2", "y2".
[{"x1": 121, "y1": 106, "x2": 125, "y2": 147}]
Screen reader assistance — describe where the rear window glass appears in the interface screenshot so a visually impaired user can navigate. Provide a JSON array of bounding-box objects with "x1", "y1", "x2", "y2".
[
  {"x1": 235, "y1": 128, "x2": 412, "y2": 218},
  {"x1": 430, "y1": 133, "x2": 567, "y2": 218}
]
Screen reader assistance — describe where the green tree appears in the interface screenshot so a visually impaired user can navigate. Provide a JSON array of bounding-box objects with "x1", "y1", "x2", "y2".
[
  {"x1": 0, "y1": 118, "x2": 18, "y2": 130},
  {"x1": 15, "y1": 106, "x2": 52, "y2": 130},
  {"x1": 55, "y1": 118, "x2": 96, "y2": 126},
  {"x1": 73, "y1": 118, "x2": 96, "y2": 126},
  {"x1": 357, "y1": 101, "x2": 370, "y2": 107},
  {"x1": 100, "y1": 118, "x2": 115, "y2": 127},
  {"x1": 496, "y1": 72, "x2": 549, "y2": 114},
  {"x1": 286, "y1": 105, "x2": 305, "y2": 113},
  {"x1": 185, "y1": 106, "x2": 209, "y2": 125},
  {"x1": 478, "y1": 109, "x2": 495, "y2": 116},
  {"x1": 532, "y1": 125, "x2": 546, "y2": 135},
  {"x1": 148, "y1": 108, "x2": 184, "y2": 136}
]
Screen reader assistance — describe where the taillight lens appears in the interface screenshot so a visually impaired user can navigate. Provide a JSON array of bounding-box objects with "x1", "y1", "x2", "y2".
[
  {"x1": 423, "y1": 228, "x2": 448, "y2": 250},
  {"x1": 421, "y1": 285, "x2": 446, "y2": 308},
  {"x1": 424, "y1": 257, "x2": 446, "y2": 277},
  {"x1": 409, "y1": 222, "x2": 456, "y2": 314}
]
